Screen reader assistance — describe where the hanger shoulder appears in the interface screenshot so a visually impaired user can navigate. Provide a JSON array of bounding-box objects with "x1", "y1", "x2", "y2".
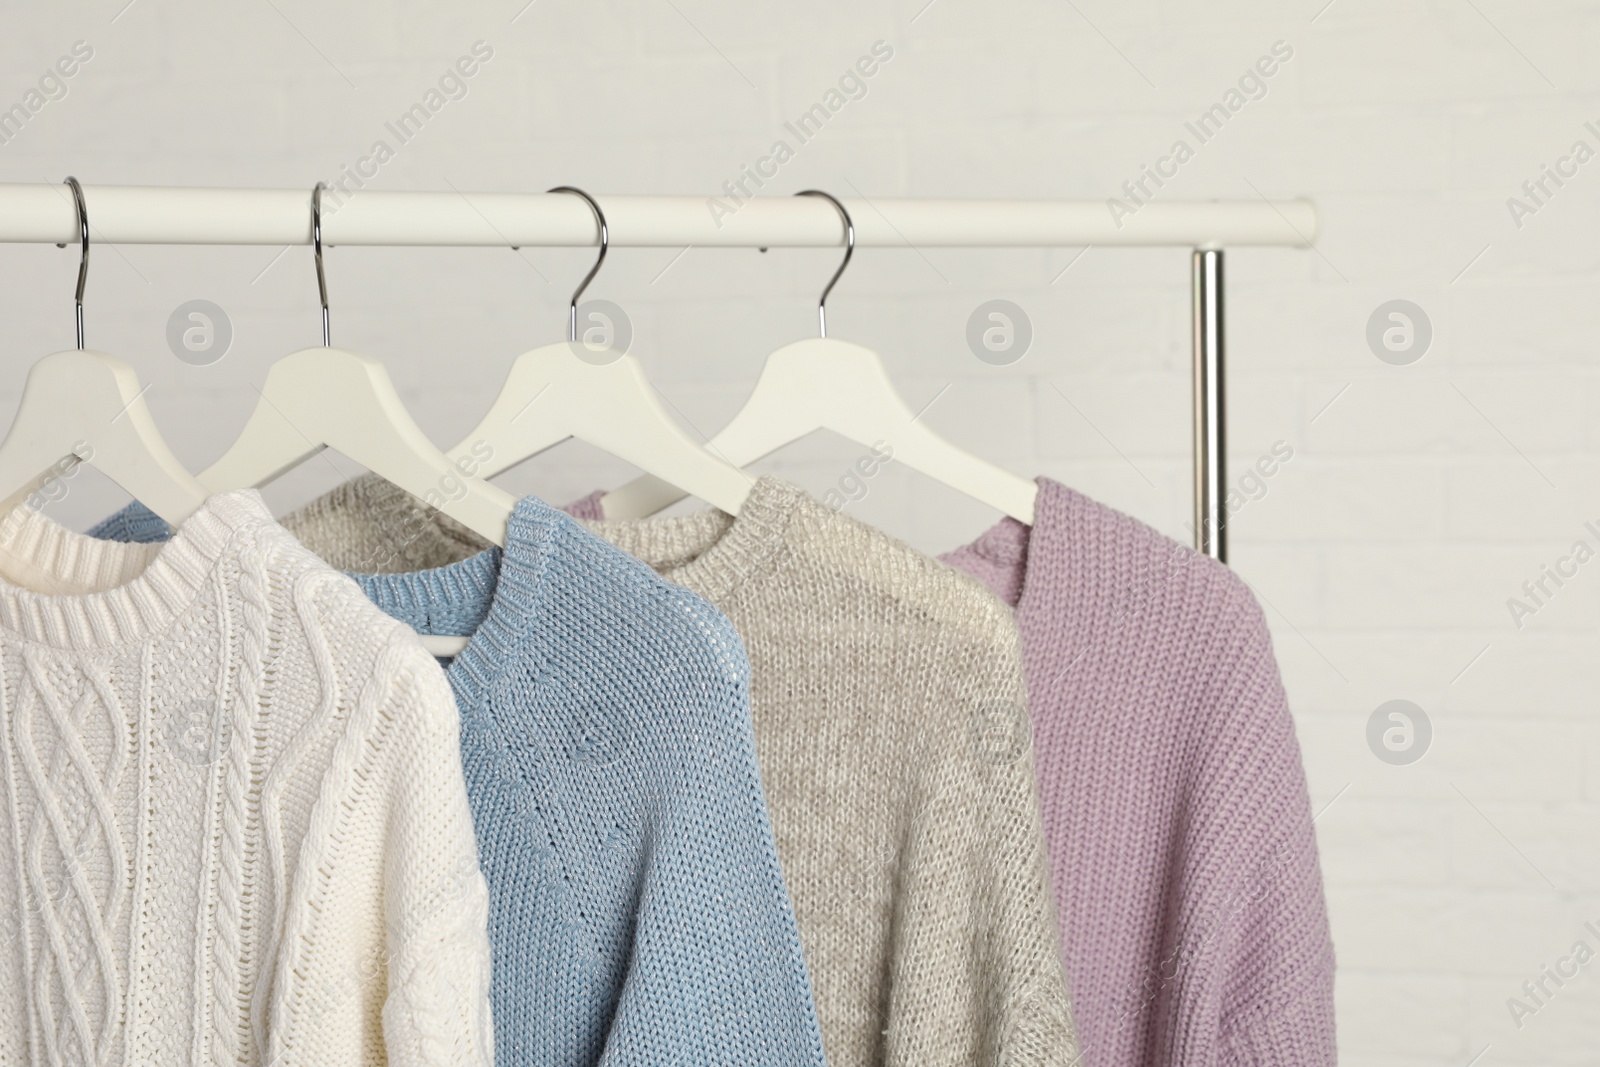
[
  {"x1": 745, "y1": 338, "x2": 1036, "y2": 522},
  {"x1": 792, "y1": 340, "x2": 1037, "y2": 523},
  {"x1": 606, "y1": 335, "x2": 1037, "y2": 523},
  {"x1": 203, "y1": 347, "x2": 512, "y2": 546},
  {"x1": 570, "y1": 355, "x2": 752, "y2": 515},
  {"x1": 0, "y1": 350, "x2": 207, "y2": 525},
  {"x1": 447, "y1": 342, "x2": 575, "y2": 476},
  {"x1": 450, "y1": 342, "x2": 752, "y2": 516},
  {"x1": 858, "y1": 419, "x2": 1037, "y2": 523},
  {"x1": 199, "y1": 347, "x2": 334, "y2": 490},
  {"x1": 597, "y1": 476, "x2": 674, "y2": 520},
  {"x1": 600, "y1": 339, "x2": 835, "y2": 520},
  {"x1": 706, "y1": 337, "x2": 872, "y2": 462}
]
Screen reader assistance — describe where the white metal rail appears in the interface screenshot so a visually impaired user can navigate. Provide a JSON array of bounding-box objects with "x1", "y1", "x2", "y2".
[{"x1": 0, "y1": 184, "x2": 1319, "y2": 561}]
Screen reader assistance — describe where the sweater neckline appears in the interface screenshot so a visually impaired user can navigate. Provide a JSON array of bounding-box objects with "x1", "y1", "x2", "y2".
[
  {"x1": 965, "y1": 476, "x2": 1062, "y2": 600},
  {"x1": 319, "y1": 472, "x2": 492, "y2": 569},
  {"x1": 0, "y1": 490, "x2": 270, "y2": 649},
  {"x1": 346, "y1": 494, "x2": 563, "y2": 713},
  {"x1": 581, "y1": 475, "x2": 801, "y2": 604}
]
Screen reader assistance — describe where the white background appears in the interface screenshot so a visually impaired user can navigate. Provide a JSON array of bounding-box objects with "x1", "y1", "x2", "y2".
[{"x1": 1, "y1": 1, "x2": 1596, "y2": 1061}]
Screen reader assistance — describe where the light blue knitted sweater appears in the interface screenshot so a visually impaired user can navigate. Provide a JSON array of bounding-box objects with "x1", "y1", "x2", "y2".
[{"x1": 90, "y1": 496, "x2": 827, "y2": 1067}]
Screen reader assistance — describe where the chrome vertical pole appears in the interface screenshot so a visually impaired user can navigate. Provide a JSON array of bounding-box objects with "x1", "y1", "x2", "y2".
[{"x1": 1192, "y1": 248, "x2": 1226, "y2": 563}]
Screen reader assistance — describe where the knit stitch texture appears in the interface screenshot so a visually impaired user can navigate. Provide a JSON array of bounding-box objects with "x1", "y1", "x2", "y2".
[
  {"x1": 98, "y1": 477, "x2": 1083, "y2": 1066},
  {"x1": 89, "y1": 476, "x2": 1334, "y2": 1063},
  {"x1": 85, "y1": 497, "x2": 172, "y2": 546},
  {"x1": 940, "y1": 478, "x2": 1336, "y2": 1067},
  {"x1": 89, "y1": 477, "x2": 487, "y2": 573},
  {"x1": 576, "y1": 478, "x2": 1078, "y2": 1067},
  {"x1": 0, "y1": 491, "x2": 493, "y2": 1067},
  {"x1": 92, "y1": 489, "x2": 830, "y2": 1067}
]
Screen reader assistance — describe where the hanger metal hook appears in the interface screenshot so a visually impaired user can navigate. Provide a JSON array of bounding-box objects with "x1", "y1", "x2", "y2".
[
  {"x1": 795, "y1": 190, "x2": 853, "y2": 339},
  {"x1": 311, "y1": 182, "x2": 331, "y2": 346},
  {"x1": 64, "y1": 176, "x2": 88, "y2": 350},
  {"x1": 547, "y1": 186, "x2": 608, "y2": 343}
]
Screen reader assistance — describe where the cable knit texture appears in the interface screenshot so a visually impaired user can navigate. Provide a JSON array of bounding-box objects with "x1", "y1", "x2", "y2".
[
  {"x1": 0, "y1": 491, "x2": 493, "y2": 1067},
  {"x1": 92, "y1": 489, "x2": 830, "y2": 1067},
  {"x1": 939, "y1": 478, "x2": 1336, "y2": 1067}
]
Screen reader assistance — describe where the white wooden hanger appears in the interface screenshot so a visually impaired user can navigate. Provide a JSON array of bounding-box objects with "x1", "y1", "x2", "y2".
[
  {"x1": 201, "y1": 183, "x2": 515, "y2": 549},
  {"x1": 603, "y1": 190, "x2": 1037, "y2": 523},
  {"x1": 443, "y1": 187, "x2": 752, "y2": 515},
  {"x1": 0, "y1": 178, "x2": 208, "y2": 526}
]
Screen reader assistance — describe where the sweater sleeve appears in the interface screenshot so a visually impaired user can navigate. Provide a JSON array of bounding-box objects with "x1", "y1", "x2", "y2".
[
  {"x1": 378, "y1": 651, "x2": 496, "y2": 1067},
  {"x1": 591, "y1": 600, "x2": 830, "y2": 1067},
  {"x1": 1175, "y1": 587, "x2": 1336, "y2": 1067},
  {"x1": 886, "y1": 600, "x2": 1080, "y2": 1067}
]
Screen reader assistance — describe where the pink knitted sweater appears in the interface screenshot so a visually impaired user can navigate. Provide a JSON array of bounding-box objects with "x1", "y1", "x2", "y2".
[{"x1": 939, "y1": 478, "x2": 1335, "y2": 1067}]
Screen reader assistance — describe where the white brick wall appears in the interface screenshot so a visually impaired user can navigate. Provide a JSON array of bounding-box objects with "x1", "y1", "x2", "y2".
[{"x1": 0, "y1": 0, "x2": 1594, "y2": 1059}]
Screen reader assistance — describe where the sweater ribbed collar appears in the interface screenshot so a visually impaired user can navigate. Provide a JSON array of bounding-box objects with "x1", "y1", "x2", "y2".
[
  {"x1": 581, "y1": 476, "x2": 802, "y2": 605},
  {"x1": 0, "y1": 490, "x2": 271, "y2": 649},
  {"x1": 346, "y1": 494, "x2": 564, "y2": 714},
  {"x1": 305, "y1": 472, "x2": 492, "y2": 570},
  {"x1": 972, "y1": 476, "x2": 1062, "y2": 551},
  {"x1": 962, "y1": 477, "x2": 1102, "y2": 610},
  {"x1": 345, "y1": 478, "x2": 801, "y2": 709}
]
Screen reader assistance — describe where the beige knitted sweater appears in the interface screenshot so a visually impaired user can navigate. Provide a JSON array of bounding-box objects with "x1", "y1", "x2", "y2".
[
  {"x1": 278, "y1": 474, "x2": 493, "y2": 574},
  {"x1": 270, "y1": 474, "x2": 1079, "y2": 1067}
]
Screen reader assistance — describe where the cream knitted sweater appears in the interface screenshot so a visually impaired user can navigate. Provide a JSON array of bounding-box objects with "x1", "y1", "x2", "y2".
[{"x1": 0, "y1": 492, "x2": 493, "y2": 1067}]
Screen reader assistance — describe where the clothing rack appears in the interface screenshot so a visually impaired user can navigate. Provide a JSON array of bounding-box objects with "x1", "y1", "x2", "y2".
[{"x1": 0, "y1": 183, "x2": 1318, "y2": 563}]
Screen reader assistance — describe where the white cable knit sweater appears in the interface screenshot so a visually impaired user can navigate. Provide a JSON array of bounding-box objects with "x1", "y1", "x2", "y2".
[{"x1": 0, "y1": 491, "x2": 493, "y2": 1067}]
